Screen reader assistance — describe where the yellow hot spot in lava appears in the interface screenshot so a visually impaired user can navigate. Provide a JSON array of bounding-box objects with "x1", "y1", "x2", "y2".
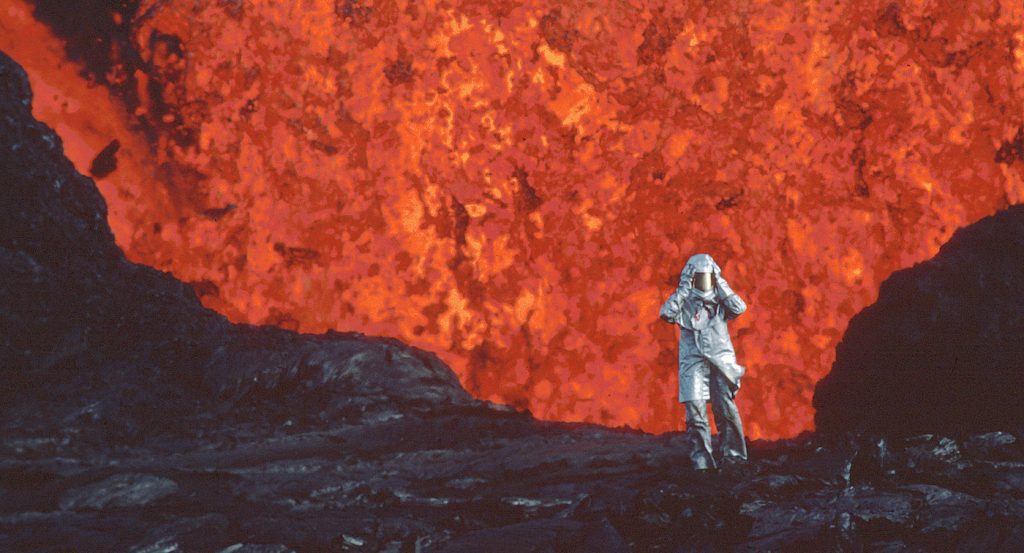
[
  {"x1": 810, "y1": 333, "x2": 832, "y2": 350},
  {"x1": 573, "y1": 198, "x2": 603, "y2": 232},
  {"x1": 514, "y1": 290, "x2": 536, "y2": 326},
  {"x1": 488, "y1": 25, "x2": 509, "y2": 55},
  {"x1": 804, "y1": 33, "x2": 835, "y2": 114},
  {"x1": 582, "y1": 213, "x2": 603, "y2": 232},
  {"x1": 464, "y1": 203, "x2": 487, "y2": 218},
  {"x1": 303, "y1": 65, "x2": 337, "y2": 95},
  {"x1": 666, "y1": 130, "x2": 696, "y2": 159},
  {"x1": 946, "y1": 126, "x2": 967, "y2": 145},
  {"x1": 528, "y1": 212, "x2": 545, "y2": 235},
  {"x1": 550, "y1": 78, "x2": 595, "y2": 127},
  {"x1": 1014, "y1": 32, "x2": 1024, "y2": 71},
  {"x1": 839, "y1": 249, "x2": 865, "y2": 286},
  {"x1": 538, "y1": 43, "x2": 566, "y2": 67},
  {"x1": 909, "y1": 164, "x2": 936, "y2": 194},
  {"x1": 464, "y1": 231, "x2": 485, "y2": 262}
]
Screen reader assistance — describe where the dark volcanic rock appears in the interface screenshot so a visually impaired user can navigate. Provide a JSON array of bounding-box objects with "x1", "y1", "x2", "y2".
[
  {"x1": 59, "y1": 473, "x2": 179, "y2": 511},
  {"x1": 963, "y1": 432, "x2": 1020, "y2": 461},
  {"x1": 5, "y1": 48, "x2": 1024, "y2": 552},
  {"x1": 814, "y1": 205, "x2": 1024, "y2": 436},
  {"x1": 218, "y1": 546, "x2": 296, "y2": 553},
  {"x1": 0, "y1": 51, "x2": 470, "y2": 444}
]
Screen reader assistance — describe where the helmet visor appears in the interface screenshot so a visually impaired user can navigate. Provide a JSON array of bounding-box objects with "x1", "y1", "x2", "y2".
[{"x1": 693, "y1": 272, "x2": 714, "y2": 292}]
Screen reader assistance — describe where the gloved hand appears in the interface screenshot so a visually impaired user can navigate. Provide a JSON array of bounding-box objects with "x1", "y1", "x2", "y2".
[
  {"x1": 678, "y1": 264, "x2": 695, "y2": 289},
  {"x1": 716, "y1": 273, "x2": 737, "y2": 301}
]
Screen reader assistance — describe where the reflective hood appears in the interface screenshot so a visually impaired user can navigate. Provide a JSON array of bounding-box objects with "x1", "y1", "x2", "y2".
[{"x1": 679, "y1": 253, "x2": 722, "y2": 286}]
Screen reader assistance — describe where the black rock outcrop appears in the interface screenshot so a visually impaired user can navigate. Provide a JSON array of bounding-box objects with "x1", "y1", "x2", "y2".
[
  {"x1": 5, "y1": 49, "x2": 1024, "y2": 552},
  {"x1": 814, "y1": 205, "x2": 1024, "y2": 436},
  {"x1": 0, "y1": 51, "x2": 472, "y2": 446}
]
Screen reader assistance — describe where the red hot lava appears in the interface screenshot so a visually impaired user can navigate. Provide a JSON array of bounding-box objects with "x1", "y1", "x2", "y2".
[{"x1": 2, "y1": 0, "x2": 1023, "y2": 439}]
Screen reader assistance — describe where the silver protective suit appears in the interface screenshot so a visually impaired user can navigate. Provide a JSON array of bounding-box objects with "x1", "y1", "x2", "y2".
[{"x1": 660, "y1": 253, "x2": 748, "y2": 469}]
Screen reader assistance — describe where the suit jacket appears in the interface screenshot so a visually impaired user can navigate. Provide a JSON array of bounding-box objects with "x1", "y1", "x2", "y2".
[{"x1": 659, "y1": 254, "x2": 747, "y2": 402}]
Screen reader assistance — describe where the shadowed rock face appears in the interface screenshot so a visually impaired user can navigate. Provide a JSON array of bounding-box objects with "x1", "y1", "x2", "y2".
[
  {"x1": 814, "y1": 205, "x2": 1024, "y2": 436},
  {"x1": 4, "y1": 49, "x2": 1024, "y2": 552},
  {"x1": 0, "y1": 46, "x2": 472, "y2": 445}
]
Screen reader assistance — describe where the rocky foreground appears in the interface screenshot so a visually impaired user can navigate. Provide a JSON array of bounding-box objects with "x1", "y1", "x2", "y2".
[
  {"x1": 6, "y1": 403, "x2": 1024, "y2": 548},
  {"x1": 3, "y1": 48, "x2": 1024, "y2": 552},
  {"x1": 5, "y1": 411, "x2": 1024, "y2": 552}
]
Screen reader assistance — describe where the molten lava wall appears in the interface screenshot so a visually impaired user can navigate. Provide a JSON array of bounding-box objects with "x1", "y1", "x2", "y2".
[{"x1": 5, "y1": 0, "x2": 1024, "y2": 438}]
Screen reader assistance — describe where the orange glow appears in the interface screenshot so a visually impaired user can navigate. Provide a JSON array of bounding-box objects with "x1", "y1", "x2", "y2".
[
  {"x1": 3, "y1": 0, "x2": 1023, "y2": 439},
  {"x1": 0, "y1": 0, "x2": 163, "y2": 248}
]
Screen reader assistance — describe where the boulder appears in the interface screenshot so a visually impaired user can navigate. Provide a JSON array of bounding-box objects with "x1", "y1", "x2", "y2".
[{"x1": 814, "y1": 205, "x2": 1024, "y2": 436}]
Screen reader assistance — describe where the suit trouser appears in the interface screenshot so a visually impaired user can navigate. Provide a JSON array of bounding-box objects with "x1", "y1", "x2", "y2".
[{"x1": 684, "y1": 362, "x2": 748, "y2": 469}]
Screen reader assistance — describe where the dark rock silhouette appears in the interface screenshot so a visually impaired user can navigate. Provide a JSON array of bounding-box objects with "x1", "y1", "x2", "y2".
[
  {"x1": 0, "y1": 46, "x2": 471, "y2": 444},
  {"x1": 4, "y1": 49, "x2": 1024, "y2": 552},
  {"x1": 814, "y1": 205, "x2": 1024, "y2": 436}
]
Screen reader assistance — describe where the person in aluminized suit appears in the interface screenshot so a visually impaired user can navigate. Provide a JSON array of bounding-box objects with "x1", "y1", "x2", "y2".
[{"x1": 660, "y1": 253, "x2": 748, "y2": 470}]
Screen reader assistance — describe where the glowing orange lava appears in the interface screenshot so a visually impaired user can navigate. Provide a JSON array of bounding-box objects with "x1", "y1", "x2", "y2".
[
  {"x1": 0, "y1": 0, "x2": 162, "y2": 248},
  {"x1": 4, "y1": 0, "x2": 1023, "y2": 439}
]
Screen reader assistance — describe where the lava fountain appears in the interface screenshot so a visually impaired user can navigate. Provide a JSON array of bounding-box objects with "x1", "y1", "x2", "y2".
[{"x1": 3, "y1": 0, "x2": 1023, "y2": 439}]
